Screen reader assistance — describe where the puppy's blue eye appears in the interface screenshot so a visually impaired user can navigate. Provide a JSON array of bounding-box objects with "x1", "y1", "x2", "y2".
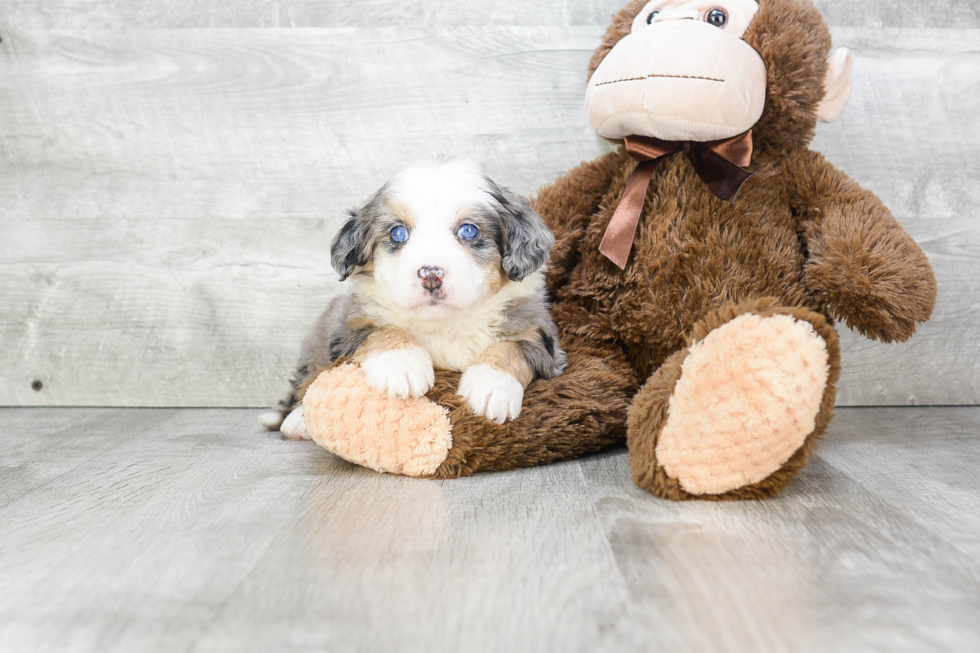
[
  {"x1": 390, "y1": 226, "x2": 409, "y2": 244},
  {"x1": 457, "y1": 224, "x2": 479, "y2": 240}
]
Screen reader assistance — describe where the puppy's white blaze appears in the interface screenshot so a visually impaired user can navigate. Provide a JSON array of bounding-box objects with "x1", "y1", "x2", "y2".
[
  {"x1": 281, "y1": 406, "x2": 311, "y2": 440},
  {"x1": 458, "y1": 364, "x2": 525, "y2": 425},
  {"x1": 353, "y1": 269, "x2": 546, "y2": 371},
  {"x1": 367, "y1": 157, "x2": 505, "y2": 317},
  {"x1": 388, "y1": 158, "x2": 493, "y2": 220},
  {"x1": 375, "y1": 226, "x2": 486, "y2": 312},
  {"x1": 361, "y1": 347, "x2": 436, "y2": 399}
]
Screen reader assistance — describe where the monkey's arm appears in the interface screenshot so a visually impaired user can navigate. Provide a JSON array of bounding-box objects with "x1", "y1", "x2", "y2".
[
  {"x1": 532, "y1": 150, "x2": 622, "y2": 296},
  {"x1": 792, "y1": 152, "x2": 937, "y2": 343}
]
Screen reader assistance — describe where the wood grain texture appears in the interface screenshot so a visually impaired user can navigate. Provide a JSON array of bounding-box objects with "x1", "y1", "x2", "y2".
[
  {"x1": 0, "y1": 23, "x2": 977, "y2": 407},
  {"x1": 1, "y1": 406, "x2": 978, "y2": 652},
  {"x1": 2, "y1": 0, "x2": 977, "y2": 29},
  {"x1": 815, "y1": 28, "x2": 980, "y2": 406}
]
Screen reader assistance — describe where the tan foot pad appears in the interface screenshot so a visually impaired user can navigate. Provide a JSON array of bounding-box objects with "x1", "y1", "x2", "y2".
[
  {"x1": 656, "y1": 314, "x2": 831, "y2": 496},
  {"x1": 304, "y1": 364, "x2": 453, "y2": 477}
]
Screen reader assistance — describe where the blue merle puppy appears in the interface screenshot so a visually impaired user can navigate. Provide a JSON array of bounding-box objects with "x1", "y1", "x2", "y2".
[{"x1": 261, "y1": 157, "x2": 567, "y2": 438}]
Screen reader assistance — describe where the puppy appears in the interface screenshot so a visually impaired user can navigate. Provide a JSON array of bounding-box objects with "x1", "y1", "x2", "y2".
[{"x1": 260, "y1": 157, "x2": 567, "y2": 439}]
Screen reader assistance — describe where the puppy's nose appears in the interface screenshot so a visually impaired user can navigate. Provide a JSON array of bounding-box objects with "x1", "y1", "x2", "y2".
[{"x1": 418, "y1": 266, "x2": 445, "y2": 292}]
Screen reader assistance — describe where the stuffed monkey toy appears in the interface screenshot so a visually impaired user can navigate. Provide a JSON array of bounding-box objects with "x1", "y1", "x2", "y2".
[{"x1": 301, "y1": 0, "x2": 936, "y2": 500}]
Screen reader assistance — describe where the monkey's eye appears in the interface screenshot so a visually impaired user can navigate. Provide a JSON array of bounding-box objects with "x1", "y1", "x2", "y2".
[
  {"x1": 457, "y1": 224, "x2": 479, "y2": 240},
  {"x1": 390, "y1": 225, "x2": 409, "y2": 243},
  {"x1": 646, "y1": 9, "x2": 661, "y2": 24},
  {"x1": 705, "y1": 8, "x2": 728, "y2": 28}
]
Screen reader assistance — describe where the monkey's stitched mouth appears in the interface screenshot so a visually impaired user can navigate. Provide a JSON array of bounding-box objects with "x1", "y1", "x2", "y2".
[{"x1": 595, "y1": 73, "x2": 725, "y2": 87}]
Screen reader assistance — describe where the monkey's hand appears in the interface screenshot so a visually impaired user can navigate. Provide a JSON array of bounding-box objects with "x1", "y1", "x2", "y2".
[{"x1": 799, "y1": 160, "x2": 936, "y2": 343}]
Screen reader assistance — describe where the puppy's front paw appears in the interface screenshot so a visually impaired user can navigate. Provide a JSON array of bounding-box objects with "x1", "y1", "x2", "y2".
[
  {"x1": 281, "y1": 405, "x2": 311, "y2": 440},
  {"x1": 457, "y1": 364, "x2": 524, "y2": 424},
  {"x1": 361, "y1": 348, "x2": 435, "y2": 399}
]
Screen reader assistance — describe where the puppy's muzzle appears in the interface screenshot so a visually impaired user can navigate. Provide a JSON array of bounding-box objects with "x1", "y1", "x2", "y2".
[{"x1": 418, "y1": 266, "x2": 445, "y2": 292}]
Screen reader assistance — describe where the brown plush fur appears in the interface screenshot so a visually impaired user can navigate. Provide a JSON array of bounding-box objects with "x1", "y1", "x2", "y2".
[
  {"x1": 626, "y1": 298, "x2": 842, "y2": 501},
  {"x1": 431, "y1": 335, "x2": 638, "y2": 478},
  {"x1": 334, "y1": 0, "x2": 936, "y2": 500}
]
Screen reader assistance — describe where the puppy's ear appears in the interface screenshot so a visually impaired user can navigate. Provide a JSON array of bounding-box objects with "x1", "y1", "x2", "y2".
[
  {"x1": 331, "y1": 184, "x2": 389, "y2": 281},
  {"x1": 331, "y1": 208, "x2": 373, "y2": 281},
  {"x1": 489, "y1": 180, "x2": 555, "y2": 282}
]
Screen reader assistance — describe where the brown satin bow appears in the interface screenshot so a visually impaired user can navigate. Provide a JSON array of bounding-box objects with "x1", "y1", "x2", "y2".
[{"x1": 598, "y1": 131, "x2": 755, "y2": 270}]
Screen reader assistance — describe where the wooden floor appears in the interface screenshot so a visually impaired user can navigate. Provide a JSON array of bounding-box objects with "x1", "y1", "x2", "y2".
[{"x1": 1, "y1": 407, "x2": 978, "y2": 652}]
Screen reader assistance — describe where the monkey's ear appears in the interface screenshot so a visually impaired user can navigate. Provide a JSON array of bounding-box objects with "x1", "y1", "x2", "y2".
[{"x1": 817, "y1": 48, "x2": 853, "y2": 123}]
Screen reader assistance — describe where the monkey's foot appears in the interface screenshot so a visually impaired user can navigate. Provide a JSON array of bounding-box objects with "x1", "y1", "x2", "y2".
[
  {"x1": 304, "y1": 364, "x2": 453, "y2": 477},
  {"x1": 628, "y1": 302, "x2": 840, "y2": 500}
]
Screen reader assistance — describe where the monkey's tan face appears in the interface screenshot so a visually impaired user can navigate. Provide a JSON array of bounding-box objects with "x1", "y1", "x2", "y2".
[{"x1": 586, "y1": 0, "x2": 767, "y2": 142}]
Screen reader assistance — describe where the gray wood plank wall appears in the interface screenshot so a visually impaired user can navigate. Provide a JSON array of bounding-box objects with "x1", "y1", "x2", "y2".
[{"x1": 1, "y1": 2, "x2": 978, "y2": 408}]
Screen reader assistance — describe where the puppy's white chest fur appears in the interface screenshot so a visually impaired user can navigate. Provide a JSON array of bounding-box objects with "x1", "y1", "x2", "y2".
[
  {"x1": 353, "y1": 271, "x2": 545, "y2": 372},
  {"x1": 411, "y1": 314, "x2": 498, "y2": 371}
]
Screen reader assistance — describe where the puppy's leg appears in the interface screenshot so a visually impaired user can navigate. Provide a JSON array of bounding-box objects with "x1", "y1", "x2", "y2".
[
  {"x1": 458, "y1": 342, "x2": 533, "y2": 424},
  {"x1": 260, "y1": 294, "x2": 356, "y2": 433},
  {"x1": 280, "y1": 405, "x2": 312, "y2": 440},
  {"x1": 259, "y1": 406, "x2": 289, "y2": 430},
  {"x1": 258, "y1": 374, "x2": 304, "y2": 431},
  {"x1": 458, "y1": 328, "x2": 566, "y2": 424},
  {"x1": 353, "y1": 327, "x2": 435, "y2": 399}
]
